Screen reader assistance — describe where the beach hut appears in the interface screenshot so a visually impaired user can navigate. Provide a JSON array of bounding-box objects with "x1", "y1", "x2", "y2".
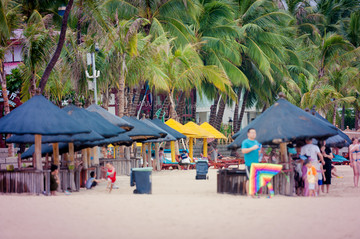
[
  {"x1": 0, "y1": 95, "x2": 91, "y2": 194},
  {"x1": 228, "y1": 97, "x2": 338, "y2": 196},
  {"x1": 86, "y1": 104, "x2": 133, "y2": 131},
  {"x1": 0, "y1": 95, "x2": 90, "y2": 170},
  {"x1": 184, "y1": 122, "x2": 215, "y2": 160}
]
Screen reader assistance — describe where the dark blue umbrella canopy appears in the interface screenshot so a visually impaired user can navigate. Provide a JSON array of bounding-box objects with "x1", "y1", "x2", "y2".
[
  {"x1": 0, "y1": 95, "x2": 90, "y2": 135},
  {"x1": 228, "y1": 98, "x2": 338, "y2": 149},
  {"x1": 310, "y1": 111, "x2": 351, "y2": 148},
  {"x1": 141, "y1": 119, "x2": 176, "y2": 143},
  {"x1": 86, "y1": 104, "x2": 133, "y2": 131},
  {"x1": 151, "y1": 119, "x2": 186, "y2": 140},
  {"x1": 63, "y1": 105, "x2": 125, "y2": 138},
  {"x1": 121, "y1": 116, "x2": 162, "y2": 141},
  {"x1": 7, "y1": 130, "x2": 104, "y2": 144},
  {"x1": 81, "y1": 133, "x2": 133, "y2": 147},
  {"x1": 21, "y1": 143, "x2": 68, "y2": 159}
]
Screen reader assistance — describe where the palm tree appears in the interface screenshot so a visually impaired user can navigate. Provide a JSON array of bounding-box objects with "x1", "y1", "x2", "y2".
[
  {"x1": 0, "y1": 0, "x2": 21, "y2": 157},
  {"x1": 0, "y1": 0, "x2": 21, "y2": 115}
]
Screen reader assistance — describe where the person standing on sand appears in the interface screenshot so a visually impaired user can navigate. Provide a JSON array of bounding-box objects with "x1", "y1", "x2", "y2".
[
  {"x1": 106, "y1": 163, "x2": 116, "y2": 193},
  {"x1": 241, "y1": 128, "x2": 261, "y2": 195},
  {"x1": 319, "y1": 140, "x2": 333, "y2": 193},
  {"x1": 349, "y1": 138, "x2": 360, "y2": 187},
  {"x1": 301, "y1": 137, "x2": 324, "y2": 196}
]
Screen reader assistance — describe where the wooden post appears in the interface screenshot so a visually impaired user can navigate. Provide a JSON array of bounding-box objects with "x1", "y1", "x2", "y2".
[
  {"x1": 125, "y1": 146, "x2": 131, "y2": 175},
  {"x1": 155, "y1": 142, "x2": 160, "y2": 171},
  {"x1": 68, "y1": 143, "x2": 74, "y2": 163},
  {"x1": 87, "y1": 148, "x2": 91, "y2": 167},
  {"x1": 35, "y1": 134, "x2": 42, "y2": 171},
  {"x1": 93, "y1": 147, "x2": 99, "y2": 165},
  {"x1": 82, "y1": 149, "x2": 88, "y2": 169},
  {"x1": 147, "y1": 143, "x2": 152, "y2": 169},
  {"x1": 189, "y1": 137, "x2": 193, "y2": 161},
  {"x1": 170, "y1": 141, "x2": 176, "y2": 162},
  {"x1": 203, "y1": 138, "x2": 208, "y2": 158},
  {"x1": 53, "y1": 143, "x2": 60, "y2": 166},
  {"x1": 141, "y1": 143, "x2": 146, "y2": 167},
  {"x1": 280, "y1": 142, "x2": 291, "y2": 196}
]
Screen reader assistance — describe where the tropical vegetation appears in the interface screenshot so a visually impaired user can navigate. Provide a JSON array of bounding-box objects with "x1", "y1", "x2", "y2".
[{"x1": 1, "y1": 0, "x2": 360, "y2": 133}]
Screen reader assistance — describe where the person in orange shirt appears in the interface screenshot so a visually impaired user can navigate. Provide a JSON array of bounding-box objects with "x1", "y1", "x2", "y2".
[{"x1": 305, "y1": 159, "x2": 318, "y2": 197}]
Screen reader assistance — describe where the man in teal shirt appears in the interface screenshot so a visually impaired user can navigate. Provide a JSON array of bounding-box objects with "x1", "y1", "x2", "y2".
[{"x1": 241, "y1": 128, "x2": 260, "y2": 194}]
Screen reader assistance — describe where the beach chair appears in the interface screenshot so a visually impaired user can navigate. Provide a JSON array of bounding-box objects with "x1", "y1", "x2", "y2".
[{"x1": 161, "y1": 159, "x2": 180, "y2": 170}]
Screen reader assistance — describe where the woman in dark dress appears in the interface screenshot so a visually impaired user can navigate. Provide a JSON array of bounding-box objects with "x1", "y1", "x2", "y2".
[{"x1": 319, "y1": 140, "x2": 333, "y2": 193}]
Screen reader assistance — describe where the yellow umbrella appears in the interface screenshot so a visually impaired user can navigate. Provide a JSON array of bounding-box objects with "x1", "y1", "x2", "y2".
[
  {"x1": 200, "y1": 122, "x2": 227, "y2": 139},
  {"x1": 165, "y1": 119, "x2": 198, "y2": 162},
  {"x1": 184, "y1": 122, "x2": 216, "y2": 160}
]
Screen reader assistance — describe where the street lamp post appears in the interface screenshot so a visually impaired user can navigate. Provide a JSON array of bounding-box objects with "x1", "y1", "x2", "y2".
[{"x1": 86, "y1": 43, "x2": 100, "y2": 104}]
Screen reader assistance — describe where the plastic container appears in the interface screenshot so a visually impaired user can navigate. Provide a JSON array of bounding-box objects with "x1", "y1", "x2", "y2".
[
  {"x1": 130, "y1": 167, "x2": 153, "y2": 194},
  {"x1": 195, "y1": 160, "x2": 209, "y2": 180}
]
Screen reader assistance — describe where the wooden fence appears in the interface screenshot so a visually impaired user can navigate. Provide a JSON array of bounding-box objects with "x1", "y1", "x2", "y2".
[
  {"x1": 0, "y1": 170, "x2": 49, "y2": 194},
  {"x1": 217, "y1": 168, "x2": 294, "y2": 196},
  {"x1": 99, "y1": 157, "x2": 141, "y2": 176}
]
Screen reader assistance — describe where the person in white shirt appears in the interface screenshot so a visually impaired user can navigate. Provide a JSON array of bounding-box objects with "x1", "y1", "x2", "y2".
[{"x1": 300, "y1": 137, "x2": 324, "y2": 196}]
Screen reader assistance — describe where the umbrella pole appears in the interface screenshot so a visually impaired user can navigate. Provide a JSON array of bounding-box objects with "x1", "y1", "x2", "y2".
[
  {"x1": 155, "y1": 142, "x2": 160, "y2": 171},
  {"x1": 52, "y1": 143, "x2": 60, "y2": 167},
  {"x1": 82, "y1": 149, "x2": 88, "y2": 169},
  {"x1": 189, "y1": 137, "x2": 193, "y2": 161},
  {"x1": 147, "y1": 143, "x2": 152, "y2": 169},
  {"x1": 142, "y1": 143, "x2": 146, "y2": 167},
  {"x1": 280, "y1": 142, "x2": 292, "y2": 196},
  {"x1": 35, "y1": 134, "x2": 42, "y2": 171},
  {"x1": 170, "y1": 141, "x2": 176, "y2": 163},
  {"x1": 203, "y1": 138, "x2": 208, "y2": 158}
]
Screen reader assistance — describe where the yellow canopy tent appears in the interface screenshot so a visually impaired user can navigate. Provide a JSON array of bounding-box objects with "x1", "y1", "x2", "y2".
[
  {"x1": 165, "y1": 119, "x2": 199, "y2": 162},
  {"x1": 184, "y1": 122, "x2": 216, "y2": 160},
  {"x1": 200, "y1": 122, "x2": 226, "y2": 139}
]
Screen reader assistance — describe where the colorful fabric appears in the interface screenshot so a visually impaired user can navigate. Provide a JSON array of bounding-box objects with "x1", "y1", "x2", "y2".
[{"x1": 249, "y1": 163, "x2": 283, "y2": 198}]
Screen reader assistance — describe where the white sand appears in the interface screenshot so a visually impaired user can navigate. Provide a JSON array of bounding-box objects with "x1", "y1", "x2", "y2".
[{"x1": 1, "y1": 165, "x2": 360, "y2": 239}]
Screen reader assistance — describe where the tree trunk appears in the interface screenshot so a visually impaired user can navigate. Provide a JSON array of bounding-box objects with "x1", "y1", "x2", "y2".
[
  {"x1": 233, "y1": 88, "x2": 242, "y2": 132},
  {"x1": 176, "y1": 92, "x2": 186, "y2": 123},
  {"x1": 355, "y1": 107, "x2": 360, "y2": 130},
  {"x1": 130, "y1": 86, "x2": 141, "y2": 116},
  {"x1": 114, "y1": 88, "x2": 119, "y2": 116},
  {"x1": 76, "y1": 0, "x2": 83, "y2": 45},
  {"x1": 215, "y1": 96, "x2": 226, "y2": 131},
  {"x1": 127, "y1": 87, "x2": 134, "y2": 116},
  {"x1": 0, "y1": 62, "x2": 13, "y2": 157},
  {"x1": 332, "y1": 101, "x2": 338, "y2": 126},
  {"x1": 209, "y1": 93, "x2": 220, "y2": 127},
  {"x1": 191, "y1": 88, "x2": 196, "y2": 121},
  {"x1": 124, "y1": 87, "x2": 129, "y2": 116},
  {"x1": 102, "y1": 86, "x2": 109, "y2": 110},
  {"x1": 118, "y1": 54, "x2": 126, "y2": 117},
  {"x1": 39, "y1": 0, "x2": 74, "y2": 93},
  {"x1": 237, "y1": 90, "x2": 249, "y2": 131},
  {"x1": 341, "y1": 104, "x2": 345, "y2": 130},
  {"x1": 262, "y1": 103, "x2": 267, "y2": 113},
  {"x1": 168, "y1": 89, "x2": 178, "y2": 120},
  {"x1": 157, "y1": 96, "x2": 169, "y2": 120},
  {"x1": 29, "y1": 71, "x2": 36, "y2": 97}
]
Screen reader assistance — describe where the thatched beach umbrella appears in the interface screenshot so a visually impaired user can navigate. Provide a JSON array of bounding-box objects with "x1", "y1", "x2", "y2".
[
  {"x1": 310, "y1": 111, "x2": 351, "y2": 148},
  {"x1": 63, "y1": 105, "x2": 125, "y2": 138},
  {"x1": 86, "y1": 104, "x2": 133, "y2": 131},
  {"x1": 228, "y1": 98, "x2": 338, "y2": 149},
  {"x1": 121, "y1": 116, "x2": 163, "y2": 141},
  {"x1": 0, "y1": 95, "x2": 91, "y2": 170}
]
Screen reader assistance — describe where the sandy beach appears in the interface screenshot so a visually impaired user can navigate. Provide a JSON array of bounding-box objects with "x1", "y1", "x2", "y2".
[{"x1": 1, "y1": 165, "x2": 360, "y2": 239}]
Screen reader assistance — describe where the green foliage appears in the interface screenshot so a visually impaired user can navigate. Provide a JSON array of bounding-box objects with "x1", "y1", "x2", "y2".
[{"x1": 5, "y1": 68, "x2": 22, "y2": 92}]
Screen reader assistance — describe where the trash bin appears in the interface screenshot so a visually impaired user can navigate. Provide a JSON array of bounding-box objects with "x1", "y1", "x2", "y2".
[
  {"x1": 195, "y1": 160, "x2": 209, "y2": 180},
  {"x1": 130, "y1": 167, "x2": 153, "y2": 194}
]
